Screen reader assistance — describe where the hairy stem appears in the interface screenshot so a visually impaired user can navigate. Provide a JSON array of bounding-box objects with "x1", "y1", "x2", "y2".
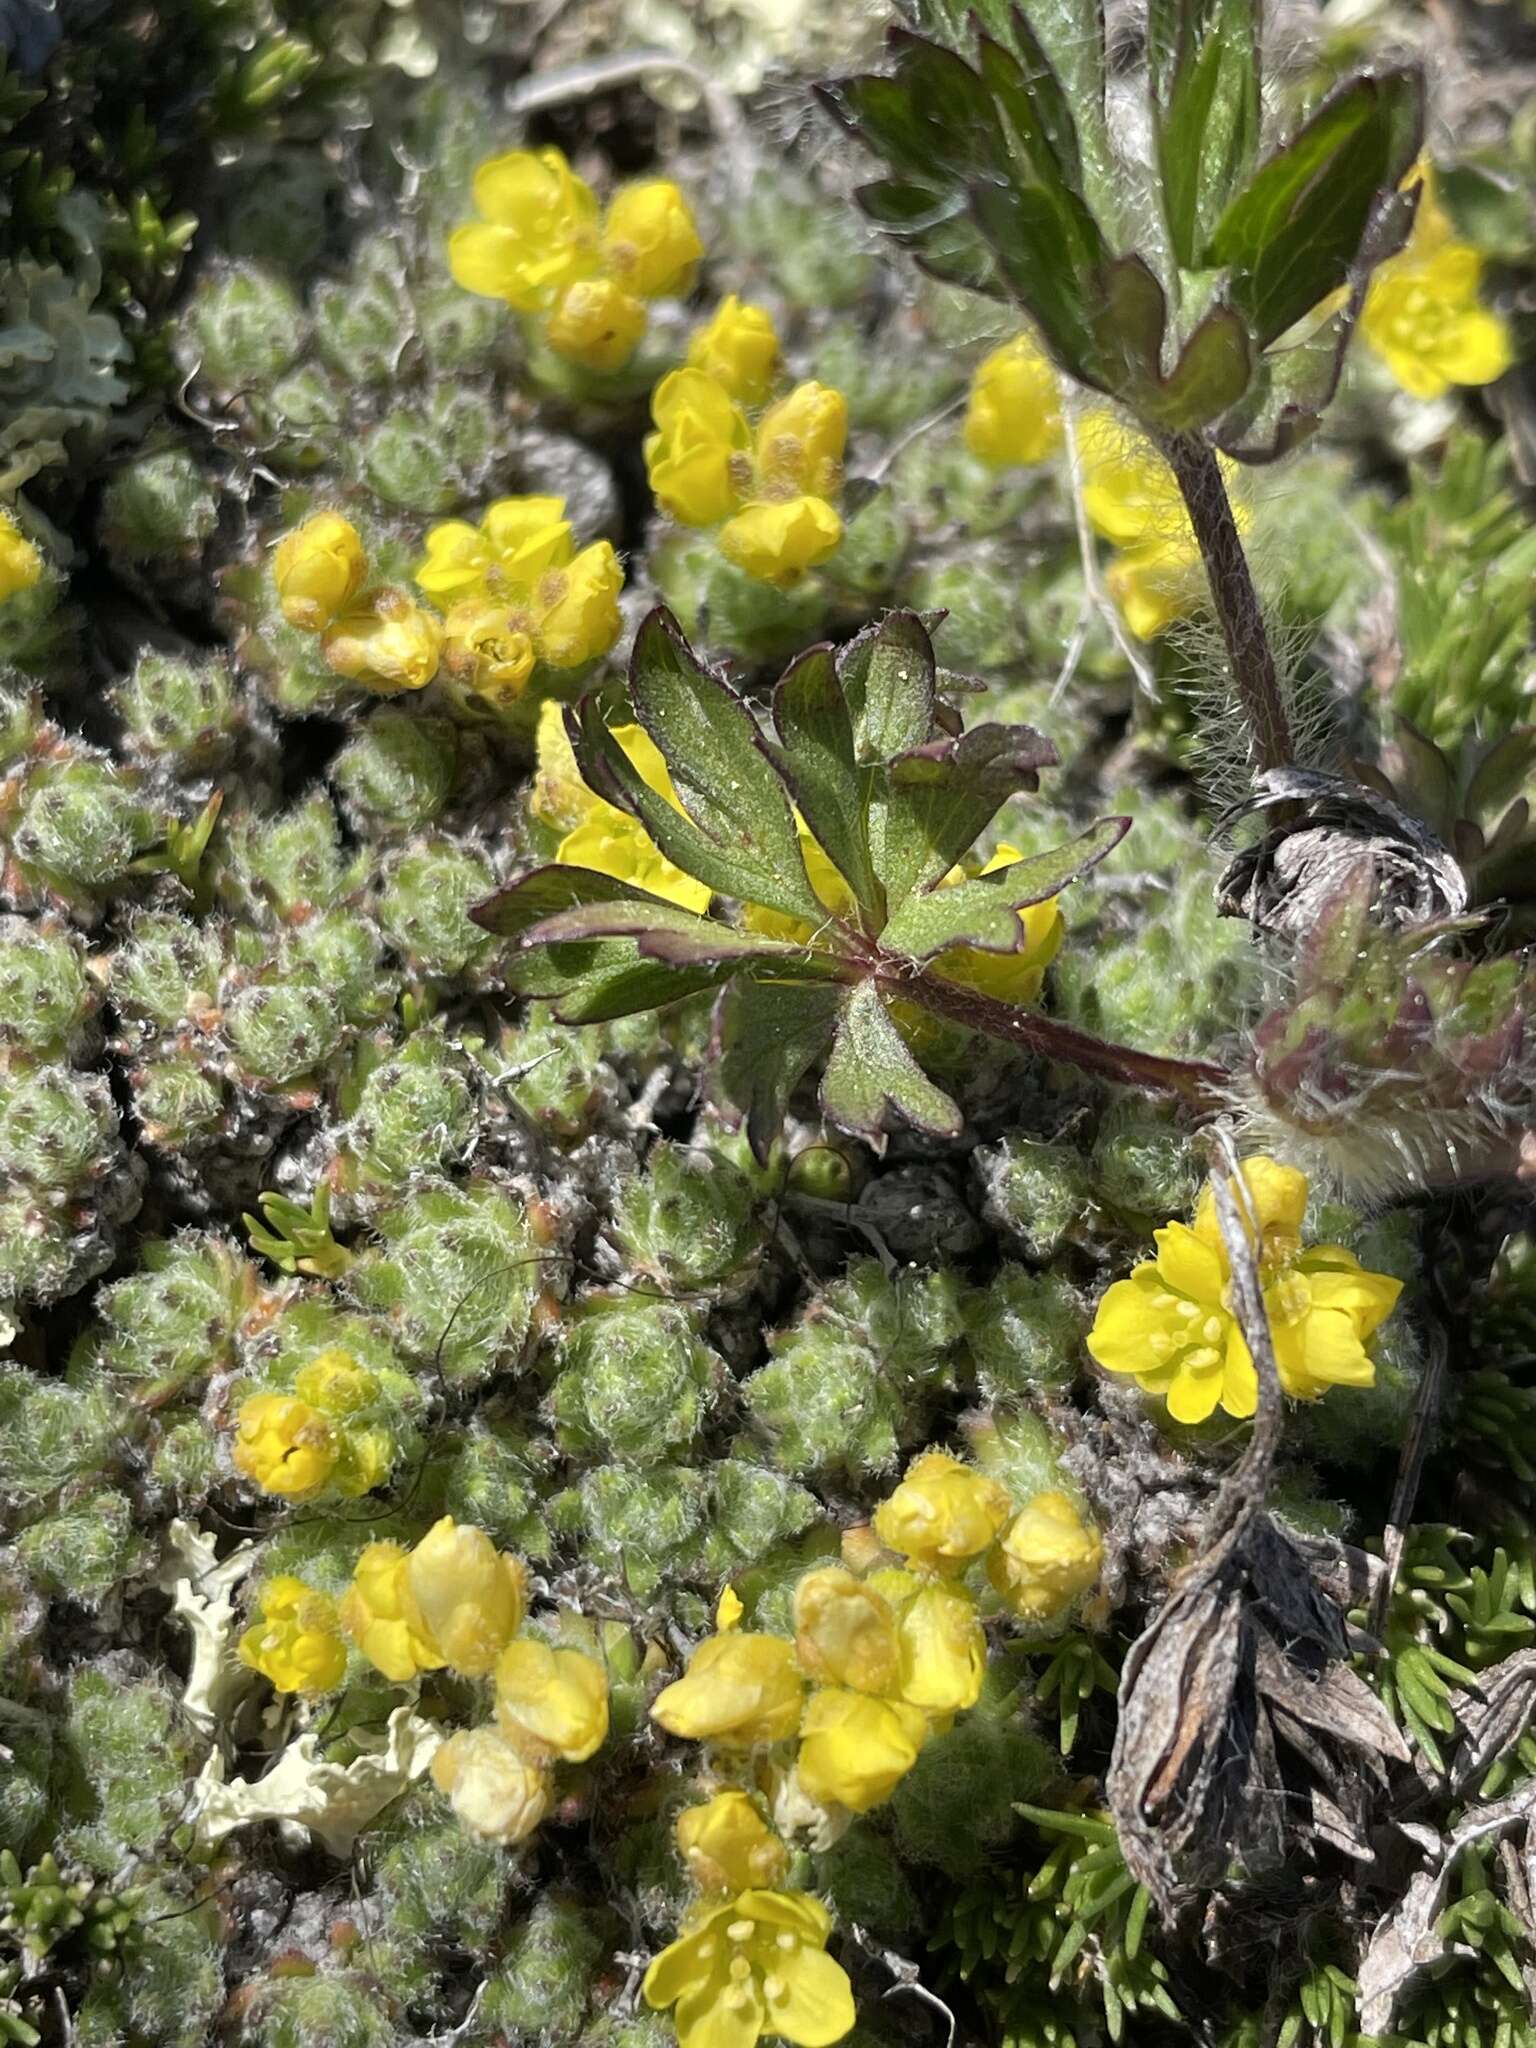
[
  {"x1": 1161, "y1": 431, "x2": 1293, "y2": 775},
  {"x1": 887, "y1": 966, "x2": 1228, "y2": 1106}
]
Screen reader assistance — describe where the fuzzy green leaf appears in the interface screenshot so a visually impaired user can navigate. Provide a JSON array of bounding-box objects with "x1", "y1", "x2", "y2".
[
  {"x1": 511, "y1": 940, "x2": 727, "y2": 1024},
  {"x1": 718, "y1": 978, "x2": 846, "y2": 1163},
  {"x1": 1208, "y1": 69, "x2": 1424, "y2": 344},
  {"x1": 837, "y1": 609, "x2": 938, "y2": 767},
  {"x1": 819, "y1": 979, "x2": 963, "y2": 1142},
  {"x1": 619, "y1": 608, "x2": 822, "y2": 922},
  {"x1": 872, "y1": 722, "x2": 1058, "y2": 909},
  {"x1": 1141, "y1": 304, "x2": 1254, "y2": 431},
  {"x1": 470, "y1": 862, "x2": 656, "y2": 940},
  {"x1": 880, "y1": 816, "x2": 1129, "y2": 960},
  {"x1": 771, "y1": 644, "x2": 882, "y2": 920},
  {"x1": 1153, "y1": 0, "x2": 1261, "y2": 268},
  {"x1": 969, "y1": 176, "x2": 1104, "y2": 381},
  {"x1": 520, "y1": 896, "x2": 837, "y2": 972}
]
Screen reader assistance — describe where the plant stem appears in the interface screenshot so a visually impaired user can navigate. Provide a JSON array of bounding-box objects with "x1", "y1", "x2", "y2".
[
  {"x1": 888, "y1": 967, "x2": 1228, "y2": 1107},
  {"x1": 1160, "y1": 431, "x2": 1293, "y2": 775}
]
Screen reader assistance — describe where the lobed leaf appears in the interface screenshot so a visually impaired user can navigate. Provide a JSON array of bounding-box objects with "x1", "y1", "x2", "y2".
[
  {"x1": 770, "y1": 644, "x2": 883, "y2": 923},
  {"x1": 837, "y1": 610, "x2": 937, "y2": 764},
  {"x1": 872, "y1": 721, "x2": 1059, "y2": 909},
  {"x1": 819, "y1": 979, "x2": 963, "y2": 1143},
  {"x1": 717, "y1": 978, "x2": 846, "y2": 1164},
  {"x1": 880, "y1": 816, "x2": 1130, "y2": 960},
  {"x1": 470, "y1": 862, "x2": 655, "y2": 940},
  {"x1": 517, "y1": 895, "x2": 840, "y2": 973}
]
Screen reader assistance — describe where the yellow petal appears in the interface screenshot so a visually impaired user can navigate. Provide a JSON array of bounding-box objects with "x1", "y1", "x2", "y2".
[
  {"x1": 1165, "y1": 1356, "x2": 1225, "y2": 1425},
  {"x1": 1152, "y1": 1222, "x2": 1226, "y2": 1305},
  {"x1": 449, "y1": 223, "x2": 531, "y2": 306},
  {"x1": 674, "y1": 1981, "x2": 763, "y2": 2048},
  {"x1": 762, "y1": 1945, "x2": 857, "y2": 2047},
  {"x1": 643, "y1": 1915, "x2": 730, "y2": 2009}
]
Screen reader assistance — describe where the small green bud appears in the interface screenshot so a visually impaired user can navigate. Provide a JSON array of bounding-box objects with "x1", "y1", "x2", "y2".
[
  {"x1": 221, "y1": 792, "x2": 361, "y2": 920},
  {"x1": 0, "y1": 914, "x2": 95, "y2": 1060},
  {"x1": 99, "y1": 449, "x2": 219, "y2": 566},
  {"x1": 609, "y1": 1142, "x2": 764, "y2": 1295},
  {"x1": 60, "y1": 1665, "x2": 200, "y2": 1868},
  {"x1": 744, "y1": 1337, "x2": 903, "y2": 1479},
  {"x1": 149, "y1": 1413, "x2": 221, "y2": 1501},
  {"x1": 287, "y1": 908, "x2": 394, "y2": 1028},
  {"x1": 975, "y1": 1134, "x2": 1093, "y2": 1262},
  {"x1": 481, "y1": 1895, "x2": 612, "y2": 2045},
  {"x1": 356, "y1": 406, "x2": 464, "y2": 515},
  {"x1": 224, "y1": 976, "x2": 345, "y2": 1087},
  {"x1": 692, "y1": 1460, "x2": 821, "y2": 1582},
  {"x1": 313, "y1": 261, "x2": 415, "y2": 388},
  {"x1": 0, "y1": 1192, "x2": 93, "y2": 1305},
  {"x1": 0, "y1": 684, "x2": 45, "y2": 768},
  {"x1": 574, "y1": 1463, "x2": 708, "y2": 1597},
  {"x1": 371, "y1": 1818, "x2": 505, "y2": 1957},
  {"x1": 111, "y1": 652, "x2": 245, "y2": 773},
  {"x1": 0, "y1": 1368, "x2": 121, "y2": 1505},
  {"x1": 488, "y1": 1009, "x2": 617, "y2": 1143},
  {"x1": 375, "y1": 838, "x2": 497, "y2": 979},
  {"x1": 551, "y1": 1298, "x2": 720, "y2": 1462},
  {"x1": 17, "y1": 1490, "x2": 148, "y2": 1604},
  {"x1": 10, "y1": 755, "x2": 158, "y2": 900},
  {"x1": 416, "y1": 281, "x2": 504, "y2": 376},
  {"x1": 330, "y1": 710, "x2": 459, "y2": 836},
  {"x1": 438, "y1": 1418, "x2": 549, "y2": 1554},
  {"x1": 92, "y1": 1233, "x2": 257, "y2": 1401},
  {"x1": 0, "y1": 1065, "x2": 119, "y2": 1191},
  {"x1": 340, "y1": 1030, "x2": 480, "y2": 1198},
  {"x1": 247, "y1": 1972, "x2": 394, "y2": 2048},
  {"x1": 963, "y1": 1264, "x2": 1084, "y2": 1401},
  {"x1": 182, "y1": 262, "x2": 306, "y2": 393},
  {"x1": 1091, "y1": 1100, "x2": 1199, "y2": 1223}
]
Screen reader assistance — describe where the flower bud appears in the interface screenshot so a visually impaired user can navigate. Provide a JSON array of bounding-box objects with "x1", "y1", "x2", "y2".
[
  {"x1": 650, "y1": 1632, "x2": 804, "y2": 1746},
  {"x1": 601, "y1": 179, "x2": 703, "y2": 299},
  {"x1": 442, "y1": 602, "x2": 537, "y2": 707},
  {"x1": 238, "y1": 1576, "x2": 347, "y2": 1694},
  {"x1": 321, "y1": 587, "x2": 443, "y2": 694},
  {"x1": 988, "y1": 1490, "x2": 1102, "y2": 1622},
  {"x1": 872, "y1": 1451, "x2": 1011, "y2": 1572},
  {"x1": 792, "y1": 1566, "x2": 900, "y2": 1695},
  {"x1": 272, "y1": 512, "x2": 367, "y2": 631},
  {"x1": 0, "y1": 510, "x2": 42, "y2": 600},
  {"x1": 545, "y1": 278, "x2": 648, "y2": 372},
  {"x1": 403, "y1": 1517, "x2": 528, "y2": 1678},
  {"x1": 878, "y1": 1572, "x2": 985, "y2": 1714},
  {"x1": 432, "y1": 1726, "x2": 553, "y2": 1844},
  {"x1": 534, "y1": 540, "x2": 623, "y2": 668},
  {"x1": 494, "y1": 1640, "x2": 610, "y2": 1762},
  {"x1": 796, "y1": 1688, "x2": 928, "y2": 1813},
  {"x1": 293, "y1": 1348, "x2": 377, "y2": 1416},
  {"x1": 644, "y1": 368, "x2": 752, "y2": 527},
  {"x1": 754, "y1": 382, "x2": 847, "y2": 497},
  {"x1": 232, "y1": 1392, "x2": 336, "y2": 1499},
  {"x1": 338, "y1": 1539, "x2": 443, "y2": 1682},
  {"x1": 687, "y1": 295, "x2": 780, "y2": 406},
  {"x1": 718, "y1": 495, "x2": 842, "y2": 587},
  {"x1": 675, "y1": 1790, "x2": 788, "y2": 1893}
]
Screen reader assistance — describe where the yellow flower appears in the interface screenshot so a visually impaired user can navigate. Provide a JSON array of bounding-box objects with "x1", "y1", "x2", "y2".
[
  {"x1": 792, "y1": 1567, "x2": 901, "y2": 1696},
  {"x1": 651, "y1": 1632, "x2": 805, "y2": 1747},
  {"x1": 643, "y1": 1888, "x2": 855, "y2": 2048},
  {"x1": 431, "y1": 1726, "x2": 553, "y2": 1845},
  {"x1": 339, "y1": 1540, "x2": 443, "y2": 1683},
  {"x1": 441, "y1": 603, "x2": 538, "y2": 708},
  {"x1": 1086, "y1": 1155, "x2": 1403, "y2": 1422},
  {"x1": 1359, "y1": 171, "x2": 1513, "y2": 400},
  {"x1": 292, "y1": 1348, "x2": 377, "y2": 1416},
  {"x1": 716, "y1": 1584, "x2": 745, "y2": 1631},
  {"x1": 874, "y1": 1571, "x2": 986, "y2": 1715},
  {"x1": 232, "y1": 1392, "x2": 336, "y2": 1499},
  {"x1": 754, "y1": 383, "x2": 847, "y2": 500},
  {"x1": 321, "y1": 588, "x2": 443, "y2": 694},
  {"x1": 403, "y1": 1517, "x2": 528, "y2": 1679},
  {"x1": 546, "y1": 278, "x2": 649, "y2": 373},
  {"x1": 964, "y1": 333, "x2": 1063, "y2": 468},
  {"x1": 645, "y1": 368, "x2": 753, "y2": 527},
  {"x1": 929, "y1": 845, "x2": 1064, "y2": 1005},
  {"x1": 988, "y1": 1492, "x2": 1103, "y2": 1622},
  {"x1": 448, "y1": 147, "x2": 601, "y2": 313},
  {"x1": 237, "y1": 1576, "x2": 347, "y2": 1694},
  {"x1": 688, "y1": 295, "x2": 780, "y2": 406},
  {"x1": 543, "y1": 706, "x2": 712, "y2": 914},
  {"x1": 494, "y1": 1640, "x2": 610, "y2": 1763},
  {"x1": 418, "y1": 498, "x2": 623, "y2": 688},
  {"x1": 0, "y1": 508, "x2": 41, "y2": 600},
  {"x1": 872, "y1": 1450, "x2": 1011, "y2": 1572},
  {"x1": 1077, "y1": 409, "x2": 1249, "y2": 640},
  {"x1": 601, "y1": 179, "x2": 703, "y2": 300},
  {"x1": 796, "y1": 1688, "x2": 928, "y2": 1813},
  {"x1": 676, "y1": 1792, "x2": 789, "y2": 1894},
  {"x1": 719, "y1": 496, "x2": 843, "y2": 587},
  {"x1": 272, "y1": 512, "x2": 367, "y2": 632}
]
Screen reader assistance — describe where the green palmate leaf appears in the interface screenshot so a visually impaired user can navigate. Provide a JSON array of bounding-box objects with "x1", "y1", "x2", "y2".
[
  {"x1": 517, "y1": 896, "x2": 839, "y2": 973},
  {"x1": 1090, "y1": 254, "x2": 1167, "y2": 393},
  {"x1": 717, "y1": 978, "x2": 846, "y2": 1164},
  {"x1": 856, "y1": 177, "x2": 994, "y2": 290},
  {"x1": 470, "y1": 862, "x2": 656, "y2": 940},
  {"x1": 969, "y1": 175, "x2": 1103, "y2": 381},
  {"x1": 1144, "y1": 305, "x2": 1254, "y2": 431},
  {"x1": 820, "y1": 980, "x2": 963, "y2": 1143},
  {"x1": 872, "y1": 722, "x2": 1059, "y2": 909},
  {"x1": 619, "y1": 608, "x2": 822, "y2": 921},
  {"x1": 879, "y1": 816, "x2": 1130, "y2": 960},
  {"x1": 510, "y1": 939, "x2": 727, "y2": 1025},
  {"x1": 1208, "y1": 68, "x2": 1424, "y2": 344},
  {"x1": 771, "y1": 645, "x2": 882, "y2": 922},
  {"x1": 975, "y1": 19, "x2": 1082, "y2": 199}
]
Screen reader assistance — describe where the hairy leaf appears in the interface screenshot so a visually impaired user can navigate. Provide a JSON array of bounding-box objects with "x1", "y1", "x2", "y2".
[
  {"x1": 510, "y1": 941, "x2": 727, "y2": 1024},
  {"x1": 819, "y1": 979, "x2": 963, "y2": 1143},
  {"x1": 880, "y1": 817, "x2": 1129, "y2": 959},
  {"x1": 771, "y1": 645, "x2": 881, "y2": 920},
  {"x1": 872, "y1": 722, "x2": 1058, "y2": 908},
  {"x1": 717, "y1": 978, "x2": 846, "y2": 1163},
  {"x1": 838, "y1": 610, "x2": 937, "y2": 764},
  {"x1": 519, "y1": 896, "x2": 837, "y2": 972},
  {"x1": 471, "y1": 862, "x2": 654, "y2": 940}
]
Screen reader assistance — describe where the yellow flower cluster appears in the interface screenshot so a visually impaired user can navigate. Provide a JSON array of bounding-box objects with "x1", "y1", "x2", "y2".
[
  {"x1": 645, "y1": 365, "x2": 847, "y2": 587},
  {"x1": 414, "y1": 496, "x2": 623, "y2": 708},
  {"x1": 1077, "y1": 409, "x2": 1248, "y2": 641},
  {"x1": 334, "y1": 1516, "x2": 610, "y2": 1846},
  {"x1": 1087, "y1": 1155, "x2": 1403, "y2": 1424},
  {"x1": 644, "y1": 1799, "x2": 856, "y2": 2048},
  {"x1": 449, "y1": 147, "x2": 701, "y2": 374},
  {"x1": 964, "y1": 331, "x2": 1064, "y2": 470},
  {"x1": 231, "y1": 1350, "x2": 391, "y2": 1502},
  {"x1": 0, "y1": 506, "x2": 43, "y2": 600},
  {"x1": 238, "y1": 1576, "x2": 348, "y2": 1694},
  {"x1": 272, "y1": 499, "x2": 622, "y2": 709},
  {"x1": 1357, "y1": 168, "x2": 1512, "y2": 400},
  {"x1": 650, "y1": 1453, "x2": 1100, "y2": 1819}
]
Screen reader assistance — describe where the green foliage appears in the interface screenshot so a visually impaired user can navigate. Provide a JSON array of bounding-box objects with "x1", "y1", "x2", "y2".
[
  {"x1": 480, "y1": 1895, "x2": 612, "y2": 2044},
  {"x1": 609, "y1": 1142, "x2": 766, "y2": 1295},
  {"x1": 550, "y1": 1298, "x2": 721, "y2": 1462}
]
